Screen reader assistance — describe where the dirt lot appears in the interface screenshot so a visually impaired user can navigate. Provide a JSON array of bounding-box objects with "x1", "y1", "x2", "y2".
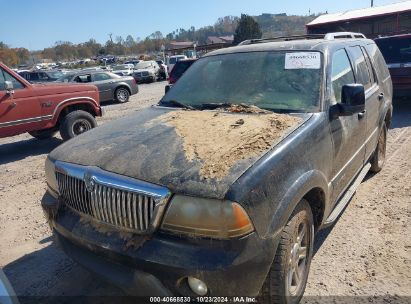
[{"x1": 0, "y1": 82, "x2": 410, "y2": 303}]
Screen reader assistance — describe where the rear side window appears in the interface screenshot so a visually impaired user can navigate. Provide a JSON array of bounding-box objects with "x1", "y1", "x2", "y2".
[
  {"x1": 375, "y1": 36, "x2": 411, "y2": 64},
  {"x1": 93, "y1": 73, "x2": 111, "y2": 81},
  {"x1": 30, "y1": 73, "x2": 39, "y2": 81},
  {"x1": 74, "y1": 74, "x2": 92, "y2": 83},
  {"x1": 171, "y1": 61, "x2": 194, "y2": 78},
  {"x1": 349, "y1": 46, "x2": 372, "y2": 90},
  {"x1": 365, "y1": 43, "x2": 390, "y2": 80},
  {"x1": 331, "y1": 49, "x2": 355, "y2": 103}
]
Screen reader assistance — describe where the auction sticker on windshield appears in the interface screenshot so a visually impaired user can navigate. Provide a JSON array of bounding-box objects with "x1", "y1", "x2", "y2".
[{"x1": 285, "y1": 52, "x2": 321, "y2": 69}]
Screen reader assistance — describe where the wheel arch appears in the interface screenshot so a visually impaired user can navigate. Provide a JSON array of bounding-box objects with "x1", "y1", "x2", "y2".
[
  {"x1": 55, "y1": 102, "x2": 97, "y2": 127},
  {"x1": 266, "y1": 170, "x2": 329, "y2": 239}
]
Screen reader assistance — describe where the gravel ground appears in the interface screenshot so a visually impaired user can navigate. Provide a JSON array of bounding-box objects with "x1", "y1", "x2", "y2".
[{"x1": 0, "y1": 82, "x2": 410, "y2": 303}]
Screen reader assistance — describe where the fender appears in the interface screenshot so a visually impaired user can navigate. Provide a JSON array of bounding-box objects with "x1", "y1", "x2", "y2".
[
  {"x1": 265, "y1": 169, "x2": 330, "y2": 239},
  {"x1": 47, "y1": 97, "x2": 101, "y2": 127}
]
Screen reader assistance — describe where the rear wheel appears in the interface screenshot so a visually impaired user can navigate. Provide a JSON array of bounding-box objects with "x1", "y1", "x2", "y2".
[
  {"x1": 370, "y1": 122, "x2": 387, "y2": 173},
  {"x1": 59, "y1": 110, "x2": 97, "y2": 141},
  {"x1": 29, "y1": 129, "x2": 57, "y2": 140},
  {"x1": 115, "y1": 87, "x2": 130, "y2": 103},
  {"x1": 259, "y1": 200, "x2": 314, "y2": 304}
]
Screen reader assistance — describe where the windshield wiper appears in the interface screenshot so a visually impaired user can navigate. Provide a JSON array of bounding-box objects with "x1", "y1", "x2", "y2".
[
  {"x1": 199, "y1": 102, "x2": 234, "y2": 110},
  {"x1": 158, "y1": 100, "x2": 195, "y2": 110}
]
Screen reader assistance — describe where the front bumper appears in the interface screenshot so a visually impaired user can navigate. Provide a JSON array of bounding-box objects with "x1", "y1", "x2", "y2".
[
  {"x1": 134, "y1": 75, "x2": 155, "y2": 83},
  {"x1": 42, "y1": 192, "x2": 279, "y2": 297}
]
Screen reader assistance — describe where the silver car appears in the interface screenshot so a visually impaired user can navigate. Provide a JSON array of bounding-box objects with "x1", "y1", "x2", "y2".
[{"x1": 58, "y1": 71, "x2": 138, "y2": 103}]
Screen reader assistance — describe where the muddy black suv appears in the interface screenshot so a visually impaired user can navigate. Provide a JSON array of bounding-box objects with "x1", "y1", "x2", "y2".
[{"x1": 42, "y1": 32, "x2": 392, "y2": 303}]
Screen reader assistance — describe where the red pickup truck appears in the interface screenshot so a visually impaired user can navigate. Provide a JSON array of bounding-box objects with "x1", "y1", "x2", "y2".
[{"x1": 0, "y1": 62, "x2": 103, "y2": 141}]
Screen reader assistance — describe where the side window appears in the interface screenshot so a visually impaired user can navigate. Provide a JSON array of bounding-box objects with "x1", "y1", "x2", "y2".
[
  {"x1": 74, "y1": 74, "x2": 91, "y2": 83},
  {"x1": 0, "y1": 69, "x2": 6, "y2": 90},
  {"x1": 361, "y1": 46, "x2": 376, "y2": 84},
  {"x1": 3, "y1": 70, "x2": 24, "y2": 90},
  {"x1": 30, "y1": 73, "x2": 39, "y2": 81},
  {"x1": 93, "y1": 73, "x2": 111, "y2": 81},
  {"x1": 365, "y1": 43, "x2": 390, "y2": 81},
  {"x1": 38, "y1": 72, "x2": 49, "y2": 80},
  {"x1": 331, "y1": 49, "x2": 355, "y2": 104},
  {"x1": 349, "y1": 46, "x2": 372, "y2": 90}
]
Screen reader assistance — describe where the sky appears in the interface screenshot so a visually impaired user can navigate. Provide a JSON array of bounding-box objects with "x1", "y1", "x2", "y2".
[{"x1": 0, "y1": 0, "x2": 407, "y2": 50}]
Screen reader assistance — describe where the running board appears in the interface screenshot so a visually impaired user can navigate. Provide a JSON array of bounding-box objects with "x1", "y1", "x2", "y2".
[{"x1": 324, "y1": 163, "x2": 371, "y2": 225}]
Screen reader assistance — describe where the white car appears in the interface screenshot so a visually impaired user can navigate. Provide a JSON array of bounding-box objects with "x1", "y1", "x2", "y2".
[
  {"x1": 112, "y1": 64, "x2": 134, "y2": 76},
  {"x1": 132, "y1": 60, "x2": 160, "y2": 83},
  {"x1": 166, "y1": 55, "x2": 187, "y2": 73}
]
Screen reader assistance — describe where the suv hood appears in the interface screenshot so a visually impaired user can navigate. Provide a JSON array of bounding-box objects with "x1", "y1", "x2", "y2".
[{"x1": 49, "y1": 107, "x2": 310, "y2": 199}]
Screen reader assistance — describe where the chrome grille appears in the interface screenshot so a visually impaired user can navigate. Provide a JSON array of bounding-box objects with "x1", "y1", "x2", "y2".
[{"x1": 54, "y1": 162, "x2": 170, "y2": 233}]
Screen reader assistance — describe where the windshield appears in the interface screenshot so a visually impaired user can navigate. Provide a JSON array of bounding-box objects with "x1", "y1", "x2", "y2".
[
  {"x1": 375, "y1": 36, "x2": 411, "y2": 64},
  {"x1": 161, "y1": 51, "x2": 322, "y2": 112},
  {"x1": 135, "y1": 62, "x2": 152, "y2": 69}
]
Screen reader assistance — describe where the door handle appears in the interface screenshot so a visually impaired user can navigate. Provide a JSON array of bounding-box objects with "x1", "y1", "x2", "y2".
[
  {"x1": 378, "y1": 93, "x2": 384, "y2": 100},
  {"x1": 358, "y1": 110, "x2": 366, "y2": 119}
]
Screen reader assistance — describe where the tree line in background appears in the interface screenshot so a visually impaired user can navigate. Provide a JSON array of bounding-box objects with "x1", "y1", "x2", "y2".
[{"x1": 0, "y1": 13, "x2": 316, "y2": 67}]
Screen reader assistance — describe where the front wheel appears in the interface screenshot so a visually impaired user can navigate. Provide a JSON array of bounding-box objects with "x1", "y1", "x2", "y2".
[
  {"x1": 59, "y1": 110, "x2": 97, "y2": 141},
  {"x1": 259, "y1": 200, "x2": 314, "y2": 304},
  {"x1": 370, "y1": 122, "x2": 387, "y2": 173}
]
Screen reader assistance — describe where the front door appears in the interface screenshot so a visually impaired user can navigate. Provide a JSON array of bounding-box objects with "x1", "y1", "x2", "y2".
[
  {"x1": 329, "y1": 48, "x2": 367, "y2": 204},
  {"x1": 0, "y1": 67, "x2": 41, "y2": 138}
]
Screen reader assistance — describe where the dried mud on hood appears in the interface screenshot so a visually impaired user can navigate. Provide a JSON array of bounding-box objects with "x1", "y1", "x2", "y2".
[{"x1": 151, "y1": 110, "x2": 302, "y2": 180}]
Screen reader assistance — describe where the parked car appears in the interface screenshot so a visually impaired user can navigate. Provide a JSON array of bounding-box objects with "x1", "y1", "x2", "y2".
[
  {"x1": 57, "y1": 71, "x2": 138, "y2": 103},
  {"x1": 375, "y1": 34, "x2": 411, "y2": 97},
  {"x1": 0, "y1": 270, "x2": 18, "y2": 304},
  {"x1": 112, "y1": 64, "x2": 134, "y2": 76},
  {"x1": 42, "y1": 33, "x2": 392, "y2": 302},
  {"x1": 166, "y1": 55, "x2": 187, "y2": 73},
  {"x1": 0, "y1": 62, "x2": 102, "y2": 141},
  {"x1": 18, "y1": 70, "x2": 64, "y2": 83},
  {"x1": 156, "y1": 60, "x2": 168, "y2": 80},
  {"x1": 168, "y1": 59, "x2": 197, "y2": 84},
  {"x1": 132, "y1": 60, "x2": 160, "y2": 83}
]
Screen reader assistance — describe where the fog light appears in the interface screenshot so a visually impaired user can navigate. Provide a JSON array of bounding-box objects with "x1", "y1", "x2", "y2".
[{"x1": 188, "y1": 277, "x2": 208, "y2": 296}]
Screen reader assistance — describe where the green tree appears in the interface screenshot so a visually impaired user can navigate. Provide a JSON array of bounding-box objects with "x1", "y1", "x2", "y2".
[{"x1": 233, "y1": 14, "x2": 262, "y2": 45}]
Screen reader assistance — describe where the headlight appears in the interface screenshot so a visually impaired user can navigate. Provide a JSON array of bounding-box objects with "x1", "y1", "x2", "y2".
[
  {"x1": 161, "y1": 195, "x2": 254, "y2": 239},
  {"x1": 45, "y1": 157, "x2": 59, "y2": 197}
]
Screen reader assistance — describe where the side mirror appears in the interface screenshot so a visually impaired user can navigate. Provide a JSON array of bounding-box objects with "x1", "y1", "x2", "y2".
[
  {"x1": 5, "y1": 81, "x2": 14, "y2": 95},
  {"x1": 165, "y1": 84, "x2": 172, "y2": 94},
  {"x1": 331, "y1": 84, "x2": 365, "y2": 118}
]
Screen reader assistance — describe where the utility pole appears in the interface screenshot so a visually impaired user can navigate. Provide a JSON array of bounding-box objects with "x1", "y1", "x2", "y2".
[{"x1": 371, "y1": 0, "x2": 374, "y2": 7}]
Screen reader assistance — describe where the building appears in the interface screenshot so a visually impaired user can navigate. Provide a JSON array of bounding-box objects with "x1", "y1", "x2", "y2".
[{"x1": 306, "y1": 1, "x2": 411, "y2": 38}]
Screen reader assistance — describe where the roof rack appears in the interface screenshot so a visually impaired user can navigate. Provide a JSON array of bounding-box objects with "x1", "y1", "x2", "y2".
[{"x1": 238, "y1": 32, "x2": 366, "y2": 46}]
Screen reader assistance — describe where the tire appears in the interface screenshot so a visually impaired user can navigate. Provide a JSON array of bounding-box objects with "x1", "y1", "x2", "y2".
[
  {"x1": 370, "y1": 122, "x2": 387, "y2": 173},
  {"x1": 29, "y1": 129, "x2": 57, "y2": 140},
  {"x1": 259, "y1": 200, "x2": 314, "y2": 304},
  {"x1": 59, "y1": 110, "x2": 97, "y2": 141},
  {"x1": 114, "y1": 87, "x2": 130, "y2": 103}
]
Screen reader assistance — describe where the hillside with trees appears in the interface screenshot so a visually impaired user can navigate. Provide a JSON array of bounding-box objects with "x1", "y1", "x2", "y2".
[{"x1": 0, "y1": 13, "x2": 317, "y2": 67}]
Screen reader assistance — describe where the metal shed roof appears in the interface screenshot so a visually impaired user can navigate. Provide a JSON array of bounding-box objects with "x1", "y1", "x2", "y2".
[{"x1": 307, "y1": 1, "x2": 411, "y2": 27}]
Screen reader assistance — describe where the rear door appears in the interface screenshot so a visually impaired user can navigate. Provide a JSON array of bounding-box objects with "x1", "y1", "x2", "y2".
[
  {"x1": 329, "y1": 48, "x2": 367, "y2": 204},
  {"x1": 91, "y1": 73, "x2": 113, "y2": 102},
  {"x1": 0, "y1": 67, "x2": 41, "y2": 137}
]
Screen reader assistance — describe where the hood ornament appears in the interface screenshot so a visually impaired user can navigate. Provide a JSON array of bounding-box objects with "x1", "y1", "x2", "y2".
[{"x1": 84, "y1": 172, "x2": 96, "y2": 192}]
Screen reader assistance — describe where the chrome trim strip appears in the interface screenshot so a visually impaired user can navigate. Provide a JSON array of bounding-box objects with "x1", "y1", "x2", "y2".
[{"x1": 0, "y1": 115, "x2": 53, "y2": 128}]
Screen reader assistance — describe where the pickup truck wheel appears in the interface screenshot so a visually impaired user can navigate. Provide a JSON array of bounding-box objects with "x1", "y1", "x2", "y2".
[
  {"x1": 59, "y1": 110, "x2": 97, "y2": 141},
  {"x1": 259, "y1": 200, "x2": 314, "y2": 304},
  {"x1": 28, "y1": 129, "x2": 57, "y2": 140},
  {"x1": 370, "y1": 122, "x2": 387, "y2": 173},
  {"x1": 115, "y1": 87, "x2": 130, "y2": 103}
]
